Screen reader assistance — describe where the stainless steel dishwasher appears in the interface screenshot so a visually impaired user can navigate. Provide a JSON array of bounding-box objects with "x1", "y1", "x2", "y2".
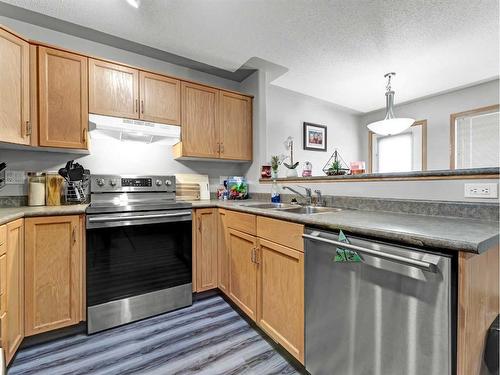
[{"x1": 303, "y1": 228, "x2": 456, "y2": 375}]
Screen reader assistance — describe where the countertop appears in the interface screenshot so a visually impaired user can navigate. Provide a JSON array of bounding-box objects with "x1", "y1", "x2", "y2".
[
  {"x1": 0, "y1": 201, "x2": 497, "y2": 254},
  {"x1": 0, "y1": 204, "x2": 88, "y2": 226},
  {"x1": 191, "y1": 200, "x2": 499, "y2": 254}
]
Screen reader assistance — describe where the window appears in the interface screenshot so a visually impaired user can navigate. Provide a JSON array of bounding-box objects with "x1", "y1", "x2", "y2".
[
  {"x1": 369, "y1": 120, "x2": 427, "y2": 173},
  {"x1": 451, "y1": 105, "x2": 500, "y2": 169},
  {"x1": 377, "y1": 133, "x2": 412, "y2": 172}
]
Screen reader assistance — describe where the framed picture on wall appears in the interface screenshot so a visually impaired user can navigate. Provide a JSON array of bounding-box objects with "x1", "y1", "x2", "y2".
[{"x1": 303, "y1": 122, "x2": 327, "y2": 151}]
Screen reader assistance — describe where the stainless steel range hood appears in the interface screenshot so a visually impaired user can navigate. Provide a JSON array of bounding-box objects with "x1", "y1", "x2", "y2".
[{"x1": 88, "y1": 114, "x2": 180, "y2": 144}]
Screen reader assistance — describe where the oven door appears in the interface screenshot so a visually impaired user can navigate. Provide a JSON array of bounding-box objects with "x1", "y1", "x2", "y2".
[{"x1": 86, "y1": 209, "x2": 192, "y2": 333}]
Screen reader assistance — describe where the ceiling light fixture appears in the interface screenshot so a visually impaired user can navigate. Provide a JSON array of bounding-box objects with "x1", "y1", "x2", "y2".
[
  {"x1": 367, "y1": 72, "x2": 415, "y2": 136},
  {"x1": 126, "y1": 0, "x2": 140, "y2": 8}
]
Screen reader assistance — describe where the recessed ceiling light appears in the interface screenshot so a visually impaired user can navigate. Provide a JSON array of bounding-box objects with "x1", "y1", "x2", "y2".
[{"x1": 126, "y1": 0, "x2": 140, "y2": 8}]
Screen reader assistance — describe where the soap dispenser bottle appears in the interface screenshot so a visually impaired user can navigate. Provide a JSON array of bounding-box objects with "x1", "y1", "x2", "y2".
[{"x1": 271, "y1": 180, "x2": 281, "y2": 203}]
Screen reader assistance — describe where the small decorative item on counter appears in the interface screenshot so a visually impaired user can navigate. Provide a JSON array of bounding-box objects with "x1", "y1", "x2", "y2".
[
  {"x1": 227, "y1": 177, "x2": 248, "y2": 200},
  {"x1": 28, "y1": 172, "x2": 46, "y2": 206},
  {"x1": 271, "y1": 180, "x2": 281, "y2": 203},
  {"x1": 302, "y1": 161, "x2": 313, "y2": 177},
  {"x1": 270, "y1": 155, "x2": 284, "y2": 179},
  {"x1": 283, "y1": 137, "x2": 299, "y2": 177},
  {"x1": 322, "y1": 149, "x2": 350, "y2": 176},
  {"x1": 261, "y1": 165, "x2": 271, "y2": 179},
  {"x1": 350, "y1": 161, "x2": 366, "y2": 175},
  {"x1": 46, "y1": 173, "x2": 64, "y2": 206}
]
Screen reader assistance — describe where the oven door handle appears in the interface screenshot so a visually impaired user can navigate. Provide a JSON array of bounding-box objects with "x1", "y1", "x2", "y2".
[{"x1": 88, "y1": 211, "x2": 192, "y2": 223}]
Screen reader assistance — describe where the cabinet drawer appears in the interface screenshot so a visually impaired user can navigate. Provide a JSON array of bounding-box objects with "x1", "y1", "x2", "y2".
[
  {"x1": 226, "y1": 210, "x2": 256, "y2": 235},
  {"x1": 0, "y1": 225, "x2": 6, "y2": 255},
  {"x1": 257, "y1": 216, "x2": 304, "y2": 252}
]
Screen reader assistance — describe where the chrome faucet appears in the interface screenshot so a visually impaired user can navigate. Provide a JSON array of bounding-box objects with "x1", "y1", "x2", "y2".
[
  {"x1": 314, "y1": 190, "x2": 325, "y2": 206},
  {"x1": 282, "y1": 185, "x2": 312, "y2": 205}
]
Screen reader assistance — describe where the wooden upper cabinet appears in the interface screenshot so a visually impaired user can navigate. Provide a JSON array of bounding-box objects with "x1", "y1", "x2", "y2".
[
  {"x1": 228, "y1": 228, "x2": 258, "y2": 321},
  {"x1": 24, "y1": 215, "x2": 82, "y2": 336},
  {"x1": 194, "y1": 208, "x2": 218, "y2": 292},
  {"x1": 3, "y1": 219, "x2": 24, "y2": 365},
  {"x1": 89, "y1": 59, "x2": 139, "y2": 119},
  {"x1": 219, "y1": 91, "x2": 252, "y2": 160},
  {"x1": 139, "y1": 71, "x2": 180, "y2": 124},
  {"x1": 0, "y1": 28, "x2": 30, "y2": 145},
  {"x1": 256, "y1": 238, "x2": 304, "y2": 363},
  {"x1": 38, "y1": 47, "x2": 88, "y2": 149},
  {"x1": 180, "y1": 82, "x2": 220, "y2": 158}
]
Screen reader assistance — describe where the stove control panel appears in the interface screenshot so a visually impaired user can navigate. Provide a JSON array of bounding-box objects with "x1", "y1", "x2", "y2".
[
  {"x1": 122, "y1": 178, "x2": 152, "y2": 187},
  {"x1": 90, "y1": 175, "x2": 175, "y2": 192}
]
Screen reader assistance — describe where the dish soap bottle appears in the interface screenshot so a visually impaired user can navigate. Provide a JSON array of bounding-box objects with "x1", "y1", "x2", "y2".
[{"x1": 271, "y1": 180, "x2": 281, "y2": 203}]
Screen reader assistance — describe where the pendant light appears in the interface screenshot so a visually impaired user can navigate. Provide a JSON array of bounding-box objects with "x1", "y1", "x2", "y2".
[{"x1": 367, "y1": 72, "x2": 415, "y2": 136}]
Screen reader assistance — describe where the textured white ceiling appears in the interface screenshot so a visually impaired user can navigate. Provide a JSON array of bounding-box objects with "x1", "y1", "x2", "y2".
[{"x1": 3, "y1": 0, "x2": 499, "y2": 112}]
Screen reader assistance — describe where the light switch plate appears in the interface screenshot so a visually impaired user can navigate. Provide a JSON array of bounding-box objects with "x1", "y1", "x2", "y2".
[
  {"x1": 5, "y1": 170, "x2": 26, "y2": 185},
  {"x1": 464, "y1": 183, "x2": 498, "y2": 198}
]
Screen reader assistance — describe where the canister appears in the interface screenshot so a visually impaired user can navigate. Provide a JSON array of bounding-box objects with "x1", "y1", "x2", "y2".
[{"x1": 27, "y1": 172, "x2": 46, "y2": 206}]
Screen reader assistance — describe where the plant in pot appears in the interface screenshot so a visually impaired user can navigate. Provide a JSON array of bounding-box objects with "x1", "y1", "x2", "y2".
[{"x1": 271, "y1": 155, "x2": 280, "y2": 179}]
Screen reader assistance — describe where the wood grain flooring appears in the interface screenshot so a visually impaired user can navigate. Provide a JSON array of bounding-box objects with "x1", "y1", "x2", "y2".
[{"x1": 9, "y1": 296, "x2": 299, "y2": 374}]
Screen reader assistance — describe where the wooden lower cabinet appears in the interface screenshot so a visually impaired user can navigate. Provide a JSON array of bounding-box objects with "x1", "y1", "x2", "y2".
[
  {"x1": 217, "y1": 209, "x2": 229, "y2": 294},
  {"x1": 256, "y1": 238, "x2": 304, "y2": 363},
  {"x1": 194, "y1": 209, "x2": 218, "y2": 292},
  {"x1": 3, "y1": 219, "x2": 24, "y2": 365},
  {"x1": 228, "y1": 228, "x2": 258, "y2": 321},
  {"x1": 24, "y1": 215, "x2": 83, "y2": 336}
]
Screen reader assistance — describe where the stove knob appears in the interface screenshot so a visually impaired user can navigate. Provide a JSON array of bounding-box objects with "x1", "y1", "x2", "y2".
[
  {"x1": 109, "y1": 180, "x2": 117, "y2": 187},
  {"x1": 155, "y1": 179, "x2": 163, "y2": 186},
  {"x1": 164, "y1": 179, "x2": 172, "y2": 186},
  {"x1": 96, "y1": 178, "x2": 105, "y2": 187}
]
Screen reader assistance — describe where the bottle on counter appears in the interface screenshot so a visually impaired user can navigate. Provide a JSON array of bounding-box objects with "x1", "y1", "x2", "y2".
[
  {"x1": 28, "y1": 172, "x2": 46, "y2": 206},
  {"x1": 271, "y1": 180, "x2": 281, "y2": 203}
]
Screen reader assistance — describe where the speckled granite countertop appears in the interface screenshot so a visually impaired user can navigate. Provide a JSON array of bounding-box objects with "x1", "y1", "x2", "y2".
[
  {"x1": 0, "y1": 204, "x2": 88, "y2": 226},
  {"x1": 191, "y1": 200, "x2": 499, "y2": 254},
  {"x1": 1, "y1": 201, "x2": 497, "y2": 254}
]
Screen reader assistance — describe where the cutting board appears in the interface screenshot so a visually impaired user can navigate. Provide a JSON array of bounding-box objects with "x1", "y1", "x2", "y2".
[
  {"x1": 176, "y1": 183, "x2": 201, "y2": 201},
  {"x1": 175, "y1": 174, "x2": 210, "y2": 200}
]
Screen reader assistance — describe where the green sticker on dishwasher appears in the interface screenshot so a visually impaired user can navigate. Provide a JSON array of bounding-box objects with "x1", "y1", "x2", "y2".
[{"x1": 333, "y1": 230, "x2": 363, "y2": 263}]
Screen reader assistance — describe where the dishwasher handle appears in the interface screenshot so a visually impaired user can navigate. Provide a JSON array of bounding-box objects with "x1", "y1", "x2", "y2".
[{"x1": 303, "y1": 233, "x2": 439, "y2": 273}]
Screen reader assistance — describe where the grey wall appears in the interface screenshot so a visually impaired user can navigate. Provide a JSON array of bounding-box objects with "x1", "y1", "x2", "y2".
[
  {"x1": 0, "y1": 16, "x2": 246, "y2": 197},
  {"x1": 361, "y1": 79, "x2": 500, "y2": 170},
  {"x1": 266, "y1": 86, "x2": 363, "y2": 176}
]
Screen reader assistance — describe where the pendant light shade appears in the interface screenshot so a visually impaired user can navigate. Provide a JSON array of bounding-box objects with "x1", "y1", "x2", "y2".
[{"x1": 367, "y1": 73, "x2": 414, "y2": 136}]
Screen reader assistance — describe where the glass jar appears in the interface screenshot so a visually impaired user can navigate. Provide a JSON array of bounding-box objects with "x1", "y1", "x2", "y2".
[{"x1": 27, "y1": 172, "x2": 46, "y2": 206}]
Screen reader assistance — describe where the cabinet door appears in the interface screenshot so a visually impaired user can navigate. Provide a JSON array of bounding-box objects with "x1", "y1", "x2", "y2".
[
  {"x1": 195, "y1": 209, "x2": 218, "y2": 292},
  {"x1": 180, "y1": 82, "x2": 219, "y2": 158},
  {"x1": 38, "y1": 47, "x2": 88, "y2": 149},
  {"x1": 24, "y1": 215, "x2": 82, "y2": 336},
  {"x1": 217, "y1": 209, "x2": 229, "y2": 294},
  {"x1": 0, "y1": 28, "x2": 30, "y2": 145},
  {"x1": 257, "y1": 238, "x2": 304, "y2": 363},
  {"x1": 139, "y1": 71, "x2": 180, "y2": 125},
  {"x1": 228, "y1": 228, "x2": 257, "y2": 321},
  {"x1": 89, "y1": 59, "x2": 139, "y2": 119},
  {"x1": 4, "y1": 219, "x2": 24, "y2": 365},
  {"x1": 219, "y1": 91, "x2": 252, "y2": 160}
]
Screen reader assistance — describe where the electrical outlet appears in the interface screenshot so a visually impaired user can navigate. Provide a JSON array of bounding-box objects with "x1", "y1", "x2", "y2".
[
  {"x1": 464, "y1": 183, "x2": 498, "y2": 198},
  {"x1": 5, "y1": 170, "x2": 26, "y2": 185}
]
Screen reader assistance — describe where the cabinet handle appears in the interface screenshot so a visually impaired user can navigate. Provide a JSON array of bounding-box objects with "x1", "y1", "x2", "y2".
[
  {"x1": 255, "y1": 246, "x2": 260, "y2": 264},
  {"x1": 141, "y1": 100, "x2": 144, "y2": 114},
  {"x1": 83, "y1": 128, "x2": 87, "y2": 144},
  {"x1": 220, "y1": 143, "x2": 224, "y2": 153},
  {"x1": 251, "y1": 247, "x2": 256, "y2": 263},
  {"x1": 25, "y1": 121, "x2": 32, "y2": 136},
  {"x1": 135, "y1": 99, "x2": 138, "y2": 113},
  {"x1": 71, "y1": 226, "x2": 77, "y2": 244},
  {"x1": 198, "y1": 219, "x2": 202, "y2": 232}
]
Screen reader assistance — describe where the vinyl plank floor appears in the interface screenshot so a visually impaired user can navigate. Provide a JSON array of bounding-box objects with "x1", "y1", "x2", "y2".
[{"x1": 9, "y1": 296, "x2": 300, "y2": 375}]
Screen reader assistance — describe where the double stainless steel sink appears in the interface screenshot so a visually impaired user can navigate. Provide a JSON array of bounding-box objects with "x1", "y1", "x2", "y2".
[{"x1": 245, "y1": 202, "x2": 342, "y2": 215}]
